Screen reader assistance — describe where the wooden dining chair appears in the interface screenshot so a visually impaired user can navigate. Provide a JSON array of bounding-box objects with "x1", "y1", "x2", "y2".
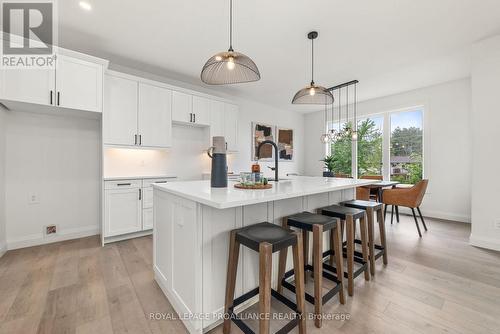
[{"x1": 381, "y1": 180, "x2": 429, "y2": 237}]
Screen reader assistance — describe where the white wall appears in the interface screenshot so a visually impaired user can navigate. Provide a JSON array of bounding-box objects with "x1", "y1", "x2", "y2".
[
  {"x1": 4, "y1": 111, "x2": 101, "y2": 249},
  {"x1": 304, "y1": 78, "x2": 472, "y2": 223},
  {"x1": 0, "y1": 107, "x2": 6, "y2": 256},
  {"x1": 469, "y1": 35, "x2": 500, "y2": 251}
]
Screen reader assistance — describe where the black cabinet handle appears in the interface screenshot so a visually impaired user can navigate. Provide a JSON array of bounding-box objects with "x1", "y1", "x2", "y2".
[
  {"x1": 139, "y1": 188, "x2": 142, "y2": 200},
  {"x1": 193, "y1": 113, "x2": 196, "y2": 123},
  {"x1": 50, "y1": 90, "x2": 53, "y2": 105},
  {"x1": 134, "y1": 134, "x2": 138, "y2": 145},
  {"x1": 154, "y1": 181, "x2": 167, "y2": 184},
  {"x1": 57, "y1": 92, "x2": 60, "y2": 106},
  {"x1": 117, "y1": 183, "x2": 131, "y2": 186},
  {"x1": 139, "y1": 135, "x2": 142, "y2": 145}
]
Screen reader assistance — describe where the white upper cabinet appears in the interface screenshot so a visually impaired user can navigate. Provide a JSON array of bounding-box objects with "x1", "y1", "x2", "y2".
[
  {"x1": 224, "y1": 103, "x2": 239, "y2": 152},
  {"x1": 192, "y1": 95, "x2": 210, "y2": 126},
  {"x1": 209, "y1": 100, "x2": 225, "y2": 137},
  {"x1": 103, "y1": 72, "x2": 172, "y2": 148},
  {"x1": 138, "y1": 83, "x2": 172, "y2": 148},
  {"x1": 0, "y1": 67, "x2": 55, "y2": 106},
  {"x1": 103, "y1": 74, "x2": 138, "y2": 146},
  {"x1": 172, "y1": 91, "x2": 193, "y2": 123},
  {"x1": 55, "y1": 55, "x2": 103, "y2": 112},
  {"x1": 0, "y1": 50, "x2": 106, "y2": 114}
]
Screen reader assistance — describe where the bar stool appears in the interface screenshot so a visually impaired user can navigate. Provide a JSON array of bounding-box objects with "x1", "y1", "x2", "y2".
[
  {"x1": 320, "y1": 205, "x2": 370, "y2": 296},
  {"x1": 340, "y1": 200, "x2": 388, "y2": 276},
  {"x1": 277, "y1": 212, "x2": 344, "y2": 328},
  {"x1": 223, "y1": 222, "x2": 306, "y2": 334}
]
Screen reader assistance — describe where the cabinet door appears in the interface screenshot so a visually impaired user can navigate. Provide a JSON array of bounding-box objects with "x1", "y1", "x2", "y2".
[
  {"x1": 209, "y1": 100, "x2": 225, "y2": 138},
  {"x1": 138, "y1": 83, "x2": 172, "y2": 148},
  {"x1": 55, "y1": 55, "x2": 103, "y2": 112},
  {"x1": 143, "y1": 207, "x2": 153, "y2": 230},
  {"x1": 103, "y1": 74, "x2": 138, "y2": 146},
  {"x1": 172, "y1": 91, "x2": 192, "y2": 123},
  {"x1": 192, "y1": 95, "x2": 210, "y2": 126},
  {"x1": 0, "y1": 67, "x2": 55, "y2": 106},
  {"x1": 104, "y1": 188, "x2": 142, "y2": 237},
  {"x1": 224, "y1": 103, "x2": 239, "y2": 152}
]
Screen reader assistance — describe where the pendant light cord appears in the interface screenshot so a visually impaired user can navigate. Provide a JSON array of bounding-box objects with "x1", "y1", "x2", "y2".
[
  {"x1": 354, "y1": 83, "x2": 357, "y2": 131},
  {"x1": 311, "y1": 38, "x2": 314, "y2": 85},
  {"x1": 229, "y1": 0, "x2": 233, "y2": 51}
]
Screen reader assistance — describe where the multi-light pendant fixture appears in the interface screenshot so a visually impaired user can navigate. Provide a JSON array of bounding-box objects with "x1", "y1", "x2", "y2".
[
  {"x1": 292, "y1": 31, "x2": 334, "y2": 104},
  {"x1": 320, "y1": 80, "x2": 359, "y2": 143},
  {"x1": 201, "y1": 0, "x2": 260, "y2": 85}
]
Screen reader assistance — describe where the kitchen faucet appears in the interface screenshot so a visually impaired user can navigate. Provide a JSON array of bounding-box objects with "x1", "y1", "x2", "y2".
[{"x1": 257, "y1": 140, "x2": 279, "y2": 182}]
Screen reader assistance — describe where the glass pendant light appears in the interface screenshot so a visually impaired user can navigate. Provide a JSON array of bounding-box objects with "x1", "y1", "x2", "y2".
[
  {"x1": 320, "y1": 95, "x2": 331, "y2": 143},
  {"x1": 351, "y1": 82, "x2": 358, "y2": 140},
  {"x1": 201, "y1": 0, "x2": 260, "y2": 85},
  {"x1": 292, "y1": 31, "x2": 334, "y2": 104}
]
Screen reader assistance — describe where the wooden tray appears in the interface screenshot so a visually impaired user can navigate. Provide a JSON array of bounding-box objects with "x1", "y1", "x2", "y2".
[{"x1": 234, "y1": 183, "x2": 272, "y2": 190}]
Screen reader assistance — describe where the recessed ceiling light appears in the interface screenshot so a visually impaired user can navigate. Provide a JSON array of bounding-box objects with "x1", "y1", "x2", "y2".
[{"x1": 79, "y1": 1, "x2": 92, "y2": 11}]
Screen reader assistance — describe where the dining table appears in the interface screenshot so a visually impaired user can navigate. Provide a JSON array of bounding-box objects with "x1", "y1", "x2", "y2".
[{"x1": 360, "y1": 180, "x2": 400, "y2": 202}]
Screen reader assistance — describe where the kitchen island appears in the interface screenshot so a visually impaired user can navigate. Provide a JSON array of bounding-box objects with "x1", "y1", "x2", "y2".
[{"x1": 153, "y1": 176, "x2": 374, "y2": 333}]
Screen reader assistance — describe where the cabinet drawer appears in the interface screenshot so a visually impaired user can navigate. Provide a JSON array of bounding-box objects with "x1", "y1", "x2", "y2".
[
  {"x1": 105, "y1": 179, "x2": 141, "y2": 190},
  {"x1": 142, "y1": 178, "x2": 173, "y2": 188}
]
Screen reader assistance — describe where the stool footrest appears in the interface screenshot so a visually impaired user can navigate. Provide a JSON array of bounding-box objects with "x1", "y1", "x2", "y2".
[
  {"x1": 352, "y1": 238, "x2": 386, "y2": 261},
  {"x1": 281, "y1": 264, "x2": 343, "y2": 306},
  {"x1": 228, "y1": 287, "x2": 300, "y2": 334}
]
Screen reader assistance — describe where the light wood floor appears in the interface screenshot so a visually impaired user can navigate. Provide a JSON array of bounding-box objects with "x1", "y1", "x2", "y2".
[{"x1": 1, "y1": 215, "x2": 500, "y2": 334}]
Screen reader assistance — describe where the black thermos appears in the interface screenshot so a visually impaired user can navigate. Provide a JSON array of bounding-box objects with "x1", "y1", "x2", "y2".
[{"x1": 207, "y1": 136, "x2": 228, "y2": 188}]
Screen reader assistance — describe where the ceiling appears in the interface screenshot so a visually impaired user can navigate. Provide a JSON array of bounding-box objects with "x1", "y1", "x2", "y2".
[{"x1": 58, "y1": 0, "x2": 500, "y2": 113}]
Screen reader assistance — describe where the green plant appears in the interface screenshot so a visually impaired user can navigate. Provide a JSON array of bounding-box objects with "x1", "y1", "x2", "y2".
[{"x1": 321, "y1": 155, "x2": 337, "y2": 172}]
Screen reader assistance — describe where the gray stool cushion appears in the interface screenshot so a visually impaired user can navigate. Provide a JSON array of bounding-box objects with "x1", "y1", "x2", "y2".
[
  {"x1": 321, "y1": 204, "x2": 365, "y2": 220},
  {"x1": 287, "y1": 212, "x2": 338, "y2": 232},
  {"x1": 341, "y1": 200, "x2": 383, "y2": 211},
  {"x1": 235, "y1": 222, "x2": 297, "y2": 253}
]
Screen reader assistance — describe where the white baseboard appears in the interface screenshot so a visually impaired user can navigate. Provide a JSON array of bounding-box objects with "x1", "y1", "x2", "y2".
[
  {"x1": 469, "y1": 235, "x2": 500, "y2": 252},
  {"x1": 6, "y1": 225, "x2": 99, "y2": 250}
]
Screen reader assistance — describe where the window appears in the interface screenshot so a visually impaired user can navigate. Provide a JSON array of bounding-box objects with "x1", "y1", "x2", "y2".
[
  {"x1": 390, "y1": 109, "x2": 423, "y2": 184},
  {"x1": 325, "y1": 107, "x2": 424, "y2": 184},
  {"x1": 357, "y1": 116, "x2": 383, "y2": 177},
  {"x1": 328, "y1": 120, "x2": 352, "y2": 177}
]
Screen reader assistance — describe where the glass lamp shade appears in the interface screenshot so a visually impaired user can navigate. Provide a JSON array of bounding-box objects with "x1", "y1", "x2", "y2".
[
  {"x1": 320, "y1": 133, "x2": 330, "y2": 144},
  {"x1": 292, "y1": 84, "x2": 334, "y2": 104},
  {"x1": 351, "y1": 131, "x2": 358, "y2": 141},
  {"x1": 201, "y1": 50, "x2": 260, "y2": 85},
  {"x1": 328, "y1": 130, "x2": 337, "y2": 142}
]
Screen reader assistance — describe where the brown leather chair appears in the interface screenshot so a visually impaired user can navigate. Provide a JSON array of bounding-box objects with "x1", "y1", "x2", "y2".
[{"x1": 382, "y1": 180, "x2": 429, "y2": 237}]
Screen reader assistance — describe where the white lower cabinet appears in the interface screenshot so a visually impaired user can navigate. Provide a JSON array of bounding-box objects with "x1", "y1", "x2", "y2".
[
  {"x1": 103, "y1": 177, "x2": 174, "y2": 242},
  {"x1": 104, "y1": 181, "x2": 142, "y2": 237}
]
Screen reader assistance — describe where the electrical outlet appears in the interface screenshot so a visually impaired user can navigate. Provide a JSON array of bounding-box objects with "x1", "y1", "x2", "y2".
[
  {"x1": 494, "y1": 219, "x2": 500, "y2": 230},
  {"x1": 28, "y1": 192, "x2": 39, "y2": 204},
  {"x1": 45, "y1": 225, "x2": 57, "y2": 236}
]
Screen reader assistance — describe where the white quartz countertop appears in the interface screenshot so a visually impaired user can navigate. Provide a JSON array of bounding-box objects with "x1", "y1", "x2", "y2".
[
  {"x1": 153, "y1": 176, "x2": 376, "y2": 209},
  {"x1": 104, "y1": 175, "x2": 177, "y2": 181}
]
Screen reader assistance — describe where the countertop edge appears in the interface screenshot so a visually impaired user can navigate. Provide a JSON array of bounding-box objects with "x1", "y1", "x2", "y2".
[
  {"x1": 104, "y1": 175, "x2": 178, "y2": 181},
  {"x1": 153, "y1": 179, "x2": 376, "y2": 209}
]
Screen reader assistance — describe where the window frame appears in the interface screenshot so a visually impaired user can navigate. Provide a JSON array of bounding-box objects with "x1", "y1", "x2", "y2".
[{"x1": 326, "y1": 105, "x2": 426, "y2": 182}]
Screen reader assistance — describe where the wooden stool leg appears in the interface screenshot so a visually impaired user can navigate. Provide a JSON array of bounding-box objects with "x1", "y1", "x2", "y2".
[
  {"x1": 277, "y1": 218, "x2": 288, "y2": 294},
  {"x1": 359, "y1": 214, "x2": 370, "y2": 281},
  {"x1": 302, "y1": 229, "x2": 309, "y2": 284},
  {"x1": 292, "y1": 232, "x2": 306, "y2": 334},
  {"x1": 377, "y1": 208, "x2": 388, "y2": 265},
  {"x1": 333, "y1": 223, "x2": 345, "y2": 304},
  {"x1": 329, "y1": 229, "x2": 335, "y2": 266},
  {"x1": 223, "y1": 231, "x2": 240, "y2": 334},
  {"x1": 313, "y1": 224, "x2": 323, "y2": 328},
  {"x1": 259, "y1": 242, "x2": 272, "y2": 334},
  {"x1": 346, "y1": 215, "x2": 354, "y2": 296},
  {"x1": 367, "y1": 207, "x2": 376, "y2": 277}
]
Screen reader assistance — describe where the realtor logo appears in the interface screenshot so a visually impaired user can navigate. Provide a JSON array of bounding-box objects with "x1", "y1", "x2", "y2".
[{"x1": 1, "y1": 0, "x2": 57, "y2": 69}]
